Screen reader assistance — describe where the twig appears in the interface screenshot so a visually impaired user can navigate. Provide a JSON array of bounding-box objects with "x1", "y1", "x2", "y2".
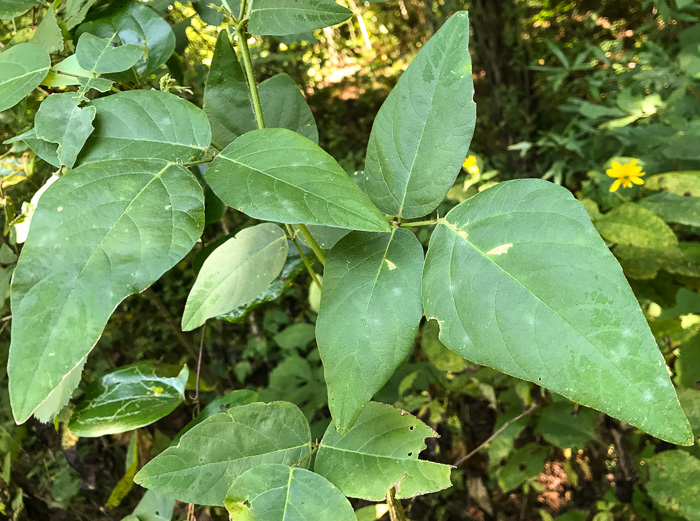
[
  {"x1": 454, "y1": 405, "x2": 537, "y2": 467},
  {"x1": 192, "y1": 325, "x2": 206, "y2": 410},
  {"x1": 519, "y1": 488, "x2": 529, "y2": 521}
]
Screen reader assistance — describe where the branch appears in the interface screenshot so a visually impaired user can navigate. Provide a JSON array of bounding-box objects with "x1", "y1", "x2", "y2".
[{"x1": 454, "y1": 405, "x2": 537, "y2": 467}]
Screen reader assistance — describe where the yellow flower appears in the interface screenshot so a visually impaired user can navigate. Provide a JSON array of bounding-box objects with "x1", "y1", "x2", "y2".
[
  {"x1": 463, "y1": 155, "x2": 480, "y2": 175},
  {"x1": 606, "y1": 159, "x2": 645, "y2": 192}
]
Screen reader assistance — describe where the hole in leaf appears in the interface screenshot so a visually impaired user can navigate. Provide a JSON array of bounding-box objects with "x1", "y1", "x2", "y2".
[{"x1": 408, "y1": 452, "x2": 413, "y2": 457}]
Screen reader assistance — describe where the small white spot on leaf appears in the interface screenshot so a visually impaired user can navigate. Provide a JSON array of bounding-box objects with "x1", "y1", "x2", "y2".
[
  {"x1": 486, "y1": 243, "x2": 513, "y2": 255},
  {"x1": 384, "y1": 259, "x2": 397, "y2": 270}
]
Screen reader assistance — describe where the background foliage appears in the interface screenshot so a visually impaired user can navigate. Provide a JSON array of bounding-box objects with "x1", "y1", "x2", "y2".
[{"x1": 1, "y1": 0, "x2": 700, "y2": 520}]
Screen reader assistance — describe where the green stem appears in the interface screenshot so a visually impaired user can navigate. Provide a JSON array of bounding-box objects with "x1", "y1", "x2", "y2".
[
  {"x1": 183, "y1": 157, "x2": 214, "y2": 168},
  {"x1": 285, "y1": 224, "x2": 322, "y2": 290},
  {"x1": 236, "y1": 26, "x2": 265, "y2": 130},
  {"x1": 234, "y1": 22, "x2": 327, "y2": 275},
  {"x1": 386, "y1": 487, "x2": 409, "y2": 521},
  {"x1": 297, "y1": 224, "x2": 326, "y2": 265},
  {"x1": 397, "y1": 218, "x2": 438, "y2": 227},
  {"x1": 294, "y1": 444, "x2": 319, "y2": 468}
]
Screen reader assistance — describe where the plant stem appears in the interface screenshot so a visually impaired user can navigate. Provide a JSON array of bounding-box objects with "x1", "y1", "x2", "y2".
[
  {"x1": 234, "y1": 22, "x2": 327, "y2": 277},
  {"x1": 294, "y1": 444, "x2": 319, "y2": 468},
  {"x1": 192, "y1": 325, "x2": 206, "y2": 414},
  {"x1": 454, "y1": 405, "x2": 537, "y2": 467},
  {"x1": 386, "y1": 487, "x2": 409, "y2": 521},
  {"x1": 397, "y1": 218, "x2": 438, "y2": 227},
  {"x1": 183, "y1": 157, "x2": 215, "y2": 168},
  {"x1": 297, "y1": 224, "x2": 326, "y2": 265},
  {"x1": 285, "y1": 224, "x2": 322, "y2": 290},
  {"x1": 236, "y1": 26, "x2": 266, "y2": 130}
]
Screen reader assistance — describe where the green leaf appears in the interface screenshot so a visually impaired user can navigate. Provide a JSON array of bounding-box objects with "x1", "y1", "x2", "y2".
[
  {"x1": 678, "y1": 387, "x2": 700, "y2": 437},
  {"x1": 35, "y1": 93, "x2": 96, "y2": 169},
  {"x1": 248, "y1": 0, "x2": 352, "y2": 36},
  {"x1": 69, "y1": 363, "x2": 189, "y2": 437},
  {"x1": 77, "y1": 90, "x2": 211, "y2": 165},
  {"x1": 645, "y1": 171, "x2": 700, "y2": 196},
  {"x1": 316, "y1": 228, "x2": 424, "y2": 432},
  {"x1": 274, "y1": 323, "x2": 316, "y2": 350},
  {"x1": 421, "y1": 179, "x2": 692, "y2": 445},
  {"x1": 107, "y1": 432, "x2": 139, "y2": 508},
  {"x1": 41, "y1": 54, "x2": 114, "y2": 92},
  {"x1": 496, "y1": 443, "x2": 547, "y2": 492},
  {"x1": 364, "y1": 11, "x2": 476, "y2": 218},
  {"x1": 646, "y1": 450, "x2": 700, "y2": 521},
  {"x1": 6, "y1": 127, "x2": 60, "y2": 168},
  {"x1": 123, "y1": 489, "x2": 175, "y2": 521},
  {"x1": 595, "y1": 203, "x2": 683, "y2": 280},
  {"x1": 0, "y1": 0, "x2": 41, "y2": 20},
  {"x1": 34, "y1": 358, "x2": 87, "y2": 423},
  {"x1": 225, "y1": 465, "x2": 355, "y2": 521},
  {"x1": 64, "y1": 0, "x2": 100, "y2": 29},
  {"x1": 182, "y1": 223, "x2": 289, "y2": 331},
  {"x1": 203, "y1": 31, "x2": 254, "y2": 150},
  {"x1": 0, "y1": 43, "x2": 50, "y2": 112},
  {"x1": 193, "y1": 0, "x2": 239, "y2": 25},
  {"x1": 134, "y1": 401, "x2": 312, "y2": 506},
  {"x1": 664, "y1": 124, "x2": 700, "y2": 160},
  {"x1": 640, "y1": 192, "x2": 700, "y2": 228},
  {"x1": 260, "y1": 356, "x2": 327, "y2": 422},
  {"x1": 355, "y1": 505, "x2": 387, "y2": 521},
  {"x1": 314, "y1": 402, "x2": 452, "y2": 500},
  {"x1": 675, "y1": 334, "x2": 700, "y2": 389},
  {"x1": 31, "y1": 5, "x2": 64, "y2": 53},
  {"x1": 535, "y1": 401, "x2": 598, "y2": 450},
  {"x1": 207, "y1": 128, "x2": 389, "y2": 232},
  {"x1": 76, "y1": 32, "x2": 143, "y2": 74},
  {"x1": 8, "y1": 159, "x2": 204, "y2": 423},
  {"x1": 259, "y1": 74, "x2": 319, "y2": 144},
  {"x1": 0, "y1": 244, "x2": 17, "y2": 264},
  {"x1": 173, "y1": 389, "x2": 259, "y2": 443},
  {"x1": 421, "y1": 319, "x2": 470, "y2": 372},
  {"x1": 216, "y1": 252, "x2": 306, "y2": 324},
  {"x1": 76, "y1": 1, "x2": 175, "y2": 79},
  {"x1": 203, "y1": 32, "x2": 318, "y2": 149}
]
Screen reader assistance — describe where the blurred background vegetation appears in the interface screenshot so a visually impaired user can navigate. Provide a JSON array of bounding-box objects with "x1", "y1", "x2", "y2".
[{"x1": 1, "y1": 0, "x2": 700, "y2": 520}]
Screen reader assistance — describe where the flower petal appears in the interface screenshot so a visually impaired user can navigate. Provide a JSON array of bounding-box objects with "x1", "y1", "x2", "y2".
[
  {"x1": 610, "y1": 179, "x2": 621, "y2": 192},
  {"x1": 631, "y1": 176, "x2": 645, "y2": 185}
]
